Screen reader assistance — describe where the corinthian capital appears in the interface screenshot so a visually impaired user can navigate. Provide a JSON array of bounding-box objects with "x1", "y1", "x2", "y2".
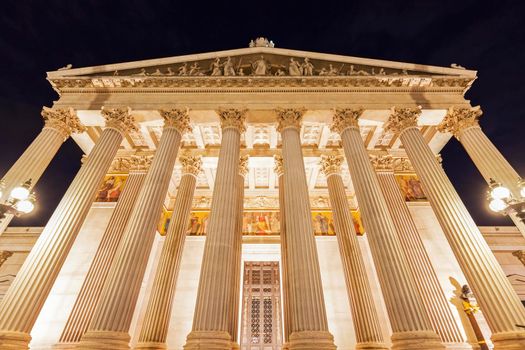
[
  {"x1": 370, "y1": 154, "x2": 394, "y2": 172},
  {"x1": 437, "y1": 106, "x2": 482, "y2": 137},
  {"x1": 275, "y1": 107, "x2": 306, "y2": 132},
  {"x1": 102, "y1": 107, "x2": 138, "y2": 134},
  {"x1": 41, "y1": 106, "x2": 86, "y2": 139},
  {"x1": 239, "y1": 155, "x2": 250, "y2": 177},
  {"x1": 384, "y1": 107, "x2": 421, "y2": 134},
  {"x1": 159, "y1": 108, "x2": 192, "y2": 135},
  {"x1": 130, "y1": 155, "x2": 153, "y2": 172},
  {"x1": 319, "y1": 154, "x2": 344, "y2": 177},
  {"x1": 180, "y1": 154, "x2": 202, "y2": 176},
  {"x1": 330, "y1": 108, "x2": 364, "y2": 134},
  {"x1": 274, "y1": 154, "x2": 284, "y2": 177},
  {"x1": 217, "y1": 108, "x2": 247, "y2": 132}
]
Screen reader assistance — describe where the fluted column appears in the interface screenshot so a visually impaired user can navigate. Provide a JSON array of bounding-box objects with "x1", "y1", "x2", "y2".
[
  {"x1": 135, "y1": 155, "x2": 202, "y2": 350},
  {"x1": 184, "y1": 109, "x2": 247, "y2": 350},
  {"x1": 438, "y1": 106, "x2": 525, "y2": 235},
  {"x1": 54, "y1": 155, "x2": 151, "y2": 350},
  {"x1": 274, "y1": 155, "x2": 291, "y2": 349},
  {"x1": 372, "y1": 155, "x2": 471, "y2": 350},
  {"x1": 230, "y1": 155, "x2": 248, "y2": 349},
  {"x1": 275, "y1": 108, "x2": 336, "y2": 350},
  {"x1": 332, "y1": 109, "x2": 443, "y2": 350},
  {"x1": 0, "y1": 107, "x2": 136, "y2": 349},
  {"x1": 0, "y1": 107, "x2": 85, "y2": 234},
  {"x1": 385, "y1": 107, "x2": 525, "y2": 350},
  {"x1": 77, "y1": 109, "x2": 191, "y2": 350},
  {"x1": 320, "y1": 155, "x2": 389, "y2": 350}
]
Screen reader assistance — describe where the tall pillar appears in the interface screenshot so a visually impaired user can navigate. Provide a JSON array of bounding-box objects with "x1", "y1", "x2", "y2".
[
  {"x1": 54, "y1": 155, "x2": 151, "y2": 349},
  {"x1": 135, "y1": 155, "x2": 202, "y2": 350},
  {"x1": 0, "y1": 107, "x2": 136, "y2": 349},
  {"x1": 331, "y1": 108, "x2": 443, "y2": 350},
  {"x1": 78, "y1": 109, "x2": 191, "y2": 350},
  {"x1": 372, "y1": 155, "x2": 471, "y2": 350},
  {"x1": 184, "y1": 109, "x2": 247, "y2": 350},
  {"x1": 274, "y1": 155, "x2": 291, "y2": 349},
  {"x1": 230, "y1": 155, "x2": 248, "y2": 349},
  {"x1": 385, "y1": 107, "x2": 525, "y2": 350},
  {"x1": 320, "y1": 154, "x2": 389, "y2": 350},
  {"x1": 437, "y1": 106, "x2": 525, "y2": 235},
  {"x1": 0, "y1": 107, "x2": 85, "y2": 234},
  {"x1": 275, "y1": 108, "x2": 336, "y2": 350}
]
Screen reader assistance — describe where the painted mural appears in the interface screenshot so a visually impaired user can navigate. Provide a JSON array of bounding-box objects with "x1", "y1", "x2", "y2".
[
  {"x1": 395, "y1": 174, "x2": 427, "y2": 202},
  {"x1": 95, "y1": 175, "x2": 127, "y2": 202}
]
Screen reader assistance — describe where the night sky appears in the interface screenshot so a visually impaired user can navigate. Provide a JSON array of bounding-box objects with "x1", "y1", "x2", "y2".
[{"x1": 1, "y1": 1, "x2": 524, "y2": 227}]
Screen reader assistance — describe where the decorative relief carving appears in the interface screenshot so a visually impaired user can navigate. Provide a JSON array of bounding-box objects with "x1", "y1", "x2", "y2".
[
  {"x1": 437, "y1": 106, "x2": 482, "y2": 137},
  {"x1": 192, "y1": 196, "x2": 212, "y2": 209},
  {"x1": 180, "y1": 154, "x2": 202, "y2": 176},
  {"x1": 370, "y1": 154, "x2": 394, "y2": 172},
  {"x1": 330, "y1": 108, "x2": 363, "y2": 134},
  {"x1": 239, "y1": 155, "x2": 250, "y2": 177},
  {"x1": 130, "y1": 155, "x2": 153, "y2": 172},
  {"x1": 217, "y1": 108, "x2": 247, "y2": 132},
  {"x1": 275, "y1": 108, "x2": 306, "y2": 132},
  {"x1": 319, "y1": 154, "x2": 344, "y2": 176},
  {"x1": 512, "y1": 250, "x2": 525, "y2": 267},
  {"x1": 0, "y1": 250, "x2": 13, "y2": 268},
  {"x1": 108, "y1": 157, "x2": 132, "y2": 173},
  {"x1": 249, "y1": 37, "x2": 275, "y2": 48},
  {"x1": 393, "y1": 157, "x2": 414, "y2": 173},
  {"x1": 244, "y1": 196, "x2": 279, "y2": 209},
  {"x1": 159, "y1": 108, "x2": 192, "y2": 135},
  {"x1": 310, "y1": 196, "x2": 330, "y2": 209},
  {"x1": 101, "y1": 107, "x2": 138, "y2": 133},
  {"x1": 41, "y1": 106, "x2": 86, "y2": 138},
  {"x1": 384, "y1": 107, "x2": 421, "y2": 134},
  {"x1": 273, "y1": 155, "x2": 284, "y2": 177}
]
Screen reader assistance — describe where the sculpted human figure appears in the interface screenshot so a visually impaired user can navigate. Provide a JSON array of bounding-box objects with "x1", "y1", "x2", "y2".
[
  {"x1": 223, "y1": 57, "x2": 236, "y2": 76},
  {"x1": 165, "y1": 67, "x2": 175, "y2": 75},
  {"x1": 288, "y1": 57, "x2": 302, "y2": 76},
  {"x1": 150, "y1": 69, "x2": 163, "y2": 76},
  {"x1": 327, "y1": 64, "x2": 338, "y2": 76},
  {"x1": 210, "y1": 57, "x2": 222, "y2": 76},
  {"x1": 275, "y1": 68, "x2": 286, "y2": 76},
  {"x1": 252, "y1": 55, "x2": 269, "y2": 75},
  {"x1": 178, "y1": 62, "x2": 188, "y2": 76},
  {"x1": 189, "y1": 62, "x2": 202, "y2": 76},
  {"x1": 302, "y1": 57, "x2": 314, "y2": 76}
]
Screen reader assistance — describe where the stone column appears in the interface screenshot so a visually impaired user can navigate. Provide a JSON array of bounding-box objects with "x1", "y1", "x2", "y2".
[
  {"x1": 385, "y1": 107, "x2": 525, "y2": 350},
  {"x1": 320, "y1": 154, "x2": 389, "y2": 350},
  {"x1": 54, "y1": 155, "x2": 151, "y2": 350},
  {"x1": 331, "y1": 108, "x2": 443, "y2": 350},
  {"x1": 135, "y1": 155, "x2": 202, "y2": 350},
  {"x1": 230, "y1": 155, "x2": 248, "y2": 349},
  {"x1": 0, "y1": 107, "x2": 85, "y2": 234},
  {"x1": 78, "y1": 109, "x2": 191, "y2": 350},
  {"x1": 184, "y1": 109, "x2": 247, "y2": 350},
  {"x1": 372, "y1": 155, "x2": 471, "y2": 350},
  {"x1": 0, "y1": 107, "x2": 136, "y2": 349},
  {"x1": 275, "y1": 108, "x2": 336, "y2": 350},
  {"x1": 437, "y1": 106, "x2": 525, "y2": 235},
  {"x1": 274, "y1": 155, "x2": 291, "y2": 349}
]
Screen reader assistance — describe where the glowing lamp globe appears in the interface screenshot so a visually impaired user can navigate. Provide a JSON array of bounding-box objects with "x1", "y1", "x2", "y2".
[
  {"x1": 15, "y1": 200, "x2": 34, "y2": 214},
  {"x1": 489, "y1": 198, "x2": 507, "y2": 212},
  {"x1": 10, "y1": 186, "x2": 30, "y2": 201},
  {"x1": 490, "y1": 185, "x2": 510, "y2": 200}
]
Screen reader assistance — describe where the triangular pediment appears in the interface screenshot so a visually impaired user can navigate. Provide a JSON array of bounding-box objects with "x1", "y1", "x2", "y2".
[{"x1": 47, "y1": 46, "x2": 476, "y2": 79}]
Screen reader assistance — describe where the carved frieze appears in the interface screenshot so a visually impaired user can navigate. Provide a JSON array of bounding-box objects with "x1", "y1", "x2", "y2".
[
  {"x1": 217, "y1": 108, "x2": 247, "y2": 132},
  {"x1": 101, "y1": 107, "x2": 138, "y2": 134},
  {"x1": 41, "y1": 106, "x2": 86, "y2": 138},
  {"x1": 239, "y1": 155, "x2": 250, "y2": 177},
  {"x1": 159, "y1": 108, "x2": 192, "y2": 135},
  {"x1": 273, "y1": 155, "x2": 284, "y2": 177},
  {"x1": 437, "y1": 106, "x2": 482, "y2": 137},
  {"x1": 330, "y1": 108, "x2": 363, "y2": 134},
  {"x1": 384, "y1": 107, "x2": 421, "y2": 134},
  {"x1": 275, "y1": 108, "x2": 306, "y2": 131},
  {"x1": 370, "y1": 154, "x2": 394, "y2": 172},
  {"x1": 130, "y1": 155, "x2": 153, "y2": 172}
]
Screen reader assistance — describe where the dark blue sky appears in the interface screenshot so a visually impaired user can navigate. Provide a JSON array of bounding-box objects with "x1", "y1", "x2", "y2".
[{"x1": 1, "y1": 0, "x2": 524, "y2": 227}]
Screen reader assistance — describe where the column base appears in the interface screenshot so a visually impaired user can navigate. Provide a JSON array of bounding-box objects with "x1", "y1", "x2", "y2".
[
  {"x1": 391, "y1": 331, "x2": 445, "y2": 350},
  {"x1": 355, "y1": 341, "x2": 390, "y2": 350},
  {"x1": 52, "y1": 342, "x2": 79, "y2": 350},
  {"x1": 491, "y1": 331, "x2": 525, "y2": 350},
  {"x1": 76, "y1": 330, "x2": 130, "y2": 350},
  {"x1": 134, "y1": 341, "x2": 167, "y2": 350},
  {"x1": 0, "y1": 331, "x2": 31, "y2": 350},
  {"x1": 183, "y1": 331, "x2": 233, "y2": 350},
  {"x1": 288, "y1": 331, "x2": 336, "y2": 350},
  {"x1": 230, "y1": 341, "x2": 240, "y2": 349},
  {"x1": 443, "y1": 342, "x2": 473, "y2": 350}
]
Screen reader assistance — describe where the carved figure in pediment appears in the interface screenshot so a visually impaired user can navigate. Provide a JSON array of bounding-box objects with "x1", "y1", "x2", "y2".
[
  {"x1": 348, "y1": 65, "x2": 370, "y2": 76},
  {"x1": 289, "y1": 58, "x2": 302, "y2": 76},
  {"x1": 178, "y1": 62, "x2": 188, "y2": 76},
  {"x1": 223, "y1": 57, "x2": 236, "y2": 76},
  {"x1": 327, "y1": 64, "x2": 339, "y2": 76},
  {"x1": 319, "y1": 68, "x2": 328, "y2": 76},
  {"x1": 275, "y1": 68, "x2": 286, "y2": 76},
  {"x1": 251, "y1": 56, "x2": 269, "y2": 75},
  {"x1": 249, "y1": 39, "x2": 255, "y2": 48},
  {"x1": 237, "y1": 68, "x2": 245, "y2": 76},
  {"x1": 150, "y1": 69, "x2": 163, "y2": 76},
  {"x1": 211, "y1": 57, "x2": 222, "y2": 76},
  {"x1": 371, "y1": 68, "x2": 386, "y2": 75},
  {"x1": 133, "y1": 68, "x2": 147, "y2": 76},
  {"x1": 189, "y1": 62, "x2": 203, "y2": 76},
  {"x1": 113, "y1": 70, "x2": 119, "y2": 76},
  {"x1": 165, "y1": 67, "x2": 175, "y2": 75},
  {"x1": 302, "y1": 57, "x2": 314, "y2": 76}
]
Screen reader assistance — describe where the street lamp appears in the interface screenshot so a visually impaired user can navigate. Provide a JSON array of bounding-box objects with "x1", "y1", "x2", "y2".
[
  {"x1": 487, "y1": 178, "x2": 525, "y2": 223},
  {"x1": 0, "y1": 179, "x2": 36, "y2": 221}
]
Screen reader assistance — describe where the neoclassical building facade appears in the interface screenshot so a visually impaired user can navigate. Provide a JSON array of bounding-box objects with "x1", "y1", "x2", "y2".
[{"x1": 0, "y1": 38, "x2": 525, "y2": 350}]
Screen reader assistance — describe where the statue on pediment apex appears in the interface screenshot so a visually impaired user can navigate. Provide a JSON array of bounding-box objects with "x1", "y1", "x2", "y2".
[{"x1": 249, "y1": 37, "x2": 275, "y2": 48}]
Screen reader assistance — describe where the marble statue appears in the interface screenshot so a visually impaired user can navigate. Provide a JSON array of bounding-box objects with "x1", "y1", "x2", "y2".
[
  {"x1": 302, "y1": 57, "x2": 314, "y2": 76},
  {"x1": 252, "y1": 56, "x2": 269, "y2": 75},
  {"x1": 289, "y1": 58, "x2": 302, "y2": 76}
]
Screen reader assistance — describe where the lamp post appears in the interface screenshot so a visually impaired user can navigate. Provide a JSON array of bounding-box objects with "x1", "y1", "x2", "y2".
[
  {"x1": 0, "y1": 179, "x2": 36, "y2": 221},
  {"x1": 487, "y1": 178, "x2": 525, "y2": 223}
]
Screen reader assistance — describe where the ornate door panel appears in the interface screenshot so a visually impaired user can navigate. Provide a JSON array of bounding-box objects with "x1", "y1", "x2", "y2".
[{"x1": 240, "y1": 261, "x2": 283, "y2": 350}]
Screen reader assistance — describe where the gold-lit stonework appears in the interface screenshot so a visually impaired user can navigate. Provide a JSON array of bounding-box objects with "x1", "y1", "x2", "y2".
[
  {"x1": 101, "y1": 106, "x2": 138, "y2": 134},
  {"x1": 438, "y1": 105, "x2": 482, "y2": 137},
  {"x1": 41, "y1": 106, "x2": 86, "y2": 139}
]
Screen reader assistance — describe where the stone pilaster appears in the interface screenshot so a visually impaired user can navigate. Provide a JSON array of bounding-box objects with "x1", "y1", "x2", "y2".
[
  {"x1": 274, "y1": 155, "x2": 291, "y2": 349},
  {"x1": 386, "y1": 106, "x2": 525, "y2": 350},
  {"x1": 372, "y1": 154, "x2": 471, "y2": 350},
  {"x1": 135, "y1": 155, "x2": 202, "y2": 350},
  {"x1": 332, "y1": 108, "x2": 443, "y2": 350},
  {"x1": 438, "y1": 106, "x2": 525, "y2": 235},
  {"x1": 184, "y1": 108, "x2": 247, "y2": 350},
  {"x1": 0, "y1": 107, "x2": 135, "y2": 350},
  {"x1": 54, "y1": 155, "x2": 151, "y2": 350},
  {"x1": 78, "y1": 108, "x2": 190, "y2": 350},
  {"x1": 276, "y1": 108, "x2": 336, "y2": 350},
  {"x1": 0, "y1": 107, "x2": 85, "y2": 234},
  {"x1": 320, "y1": 154, "x2": 388, "y2": 350}
]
